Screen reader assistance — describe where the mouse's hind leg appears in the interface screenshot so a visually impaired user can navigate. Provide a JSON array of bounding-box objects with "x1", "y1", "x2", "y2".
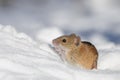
[{"x1": 92, "y1": 60, "x2": 97, "y2": 69}]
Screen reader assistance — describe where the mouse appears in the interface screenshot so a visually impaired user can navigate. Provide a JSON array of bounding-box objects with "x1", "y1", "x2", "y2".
[{"x1": 52, "y1": 33, "x2": 98, "y2": 70}]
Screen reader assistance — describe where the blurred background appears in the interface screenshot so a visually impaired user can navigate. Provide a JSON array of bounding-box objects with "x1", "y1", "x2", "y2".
[{"x1": 0, "y1": 0, "x2": 120, "y2": 44}]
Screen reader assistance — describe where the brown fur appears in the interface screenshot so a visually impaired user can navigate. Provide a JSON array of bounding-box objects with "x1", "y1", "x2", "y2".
[{"x1": 52, "y1": 33, "x2": 98, "y2": 70}]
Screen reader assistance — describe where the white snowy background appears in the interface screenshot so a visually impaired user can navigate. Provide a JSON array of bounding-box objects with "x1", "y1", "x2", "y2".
[{"x1": 0, "y1": 0, "x2": 120, "y2": 80}]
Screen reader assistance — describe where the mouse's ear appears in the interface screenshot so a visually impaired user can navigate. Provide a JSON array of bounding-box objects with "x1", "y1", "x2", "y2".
[
  {"x1": 70, "y1": 33, "x2": 76, "y2": 37},
  {"x1": 74, "y1": 36, "x2": 81, "y2": 46}
]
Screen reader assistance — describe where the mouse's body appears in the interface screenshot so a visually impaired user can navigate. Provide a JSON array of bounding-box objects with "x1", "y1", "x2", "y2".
[{"x1": 52, "y1": 33, "x2": 98, "y2": 70}]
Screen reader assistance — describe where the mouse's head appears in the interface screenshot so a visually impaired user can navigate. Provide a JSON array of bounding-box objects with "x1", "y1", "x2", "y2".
[{"x1": 52, "y1": 33, "x2": 81, "y2": 53}]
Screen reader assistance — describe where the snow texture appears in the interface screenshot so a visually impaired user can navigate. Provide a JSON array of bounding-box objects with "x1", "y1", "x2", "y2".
[{"x1": 0, "y1": 25, "x2": 120, "y2": 80}]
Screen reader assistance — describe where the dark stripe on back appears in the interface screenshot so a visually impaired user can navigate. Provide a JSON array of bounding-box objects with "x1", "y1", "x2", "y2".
[{"x1": 82, "y1": 41, "x2": 93, "y2": 46}]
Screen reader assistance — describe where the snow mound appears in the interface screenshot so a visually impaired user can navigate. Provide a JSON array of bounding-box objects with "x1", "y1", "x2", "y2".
[
  {"x1": 36, "y1": 27, "x2": 63, "y2": 44},
  {"x1": 0, "y1": 25, "x2": 120, "y2": 80}
]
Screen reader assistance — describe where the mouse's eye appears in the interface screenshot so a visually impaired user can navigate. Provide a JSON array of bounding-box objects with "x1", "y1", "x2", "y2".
[{"x1": 62, "y1": 39, "x2": 66, "y2": 43}]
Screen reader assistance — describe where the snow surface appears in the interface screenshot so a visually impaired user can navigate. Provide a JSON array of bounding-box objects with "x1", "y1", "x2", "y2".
[{"x1": 0, "y1": 25, "x2": 120, "y2": 80}]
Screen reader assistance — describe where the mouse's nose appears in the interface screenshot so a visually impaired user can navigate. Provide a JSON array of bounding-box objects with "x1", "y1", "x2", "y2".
[
  {"x1": 52, "y1": 39, "x2": 56, "y2": 45},
  {"x1": 52, "y1": 39, "x2": 59, "y2": 46}
]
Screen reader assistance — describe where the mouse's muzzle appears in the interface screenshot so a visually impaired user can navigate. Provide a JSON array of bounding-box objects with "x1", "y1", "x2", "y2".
[{"x1": 52, "y1": 39, "x2": 59, "y2": 46}]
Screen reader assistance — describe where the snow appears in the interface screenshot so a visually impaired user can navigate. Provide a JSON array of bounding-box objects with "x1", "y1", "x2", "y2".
[
  {"x1": 0, "y1": 0, "x2": 120, "y2": 39},
  {"x1": 0, "y1": 25, "x2": 120, "y2": 80},
  {"x1": 36, "y1": 27, "x2": 63, "y2": 44},
  {"x1": 0, "y1": 0, "x2": 120, "y2": 80}
]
